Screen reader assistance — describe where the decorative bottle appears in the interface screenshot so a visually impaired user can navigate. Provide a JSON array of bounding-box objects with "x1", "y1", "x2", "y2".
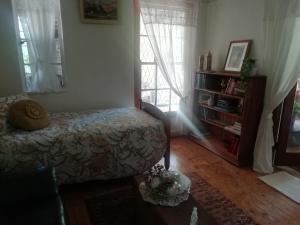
[{"x1": 206, "y1": 51, "x2": 212, "y2": 71}]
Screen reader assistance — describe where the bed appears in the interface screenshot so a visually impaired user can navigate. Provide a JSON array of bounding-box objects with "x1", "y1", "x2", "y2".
[{"x1": 0, "y1": 101, "x2": 170, "y2": 184}]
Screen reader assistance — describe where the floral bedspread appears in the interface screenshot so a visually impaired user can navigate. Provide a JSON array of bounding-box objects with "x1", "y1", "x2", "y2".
[{"x1": 0, "y1": 108, "x2": 167, "y2": 184}]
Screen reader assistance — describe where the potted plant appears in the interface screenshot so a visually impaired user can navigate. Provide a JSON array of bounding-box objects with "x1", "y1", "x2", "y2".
[
  {"x1": 234, "y1": 57, "x2": 255, "y2": 96},
  {"x1": 294, "y1": 101, "x2": 300, "y2": 119},
  {"x1": 291, "y1": 101, "x2": 300, "y2": 131}
]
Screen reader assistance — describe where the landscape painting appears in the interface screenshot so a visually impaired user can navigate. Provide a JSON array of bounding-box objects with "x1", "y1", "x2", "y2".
[
  {"x1": 224, "y1": 40, "x2": 251, "y2": 72},
  {"x1": 80, "y1": 0, "x2": 119, "y2": 24}
]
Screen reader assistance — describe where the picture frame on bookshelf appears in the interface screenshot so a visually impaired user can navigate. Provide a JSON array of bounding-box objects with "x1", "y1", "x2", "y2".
[{"x1": 224, "y1": 40, "x2": 252, "y2": 72}]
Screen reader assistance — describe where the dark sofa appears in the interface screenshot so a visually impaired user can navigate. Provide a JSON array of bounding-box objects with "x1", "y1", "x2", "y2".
[{"x1": 0, "y1": 168, "x2": 67, "y2": 225}]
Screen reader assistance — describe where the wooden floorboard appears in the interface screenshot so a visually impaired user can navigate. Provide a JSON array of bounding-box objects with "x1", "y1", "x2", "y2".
[{"x1": 61, "y1": 136, "x2": 300, "y2": 225}]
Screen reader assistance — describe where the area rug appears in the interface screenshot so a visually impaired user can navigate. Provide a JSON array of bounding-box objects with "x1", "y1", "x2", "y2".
[
  {"x1": 259, "y1": 171, "x2": 300, "y2": 204},
  {"x1": 85, "y1": 172, "x2": 258, "y2": 225},
  {"x1": 188, "y1": 172, "x2": 258, "y2": 225},
  {"x1": 85, "y1": 179, "x2": 139, "y2": 225}
]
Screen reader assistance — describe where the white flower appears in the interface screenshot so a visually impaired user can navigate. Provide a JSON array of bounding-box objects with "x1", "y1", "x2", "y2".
[
  {"x1": 150, "y1": 177, "x2": 160, "y2": 188},
  {"x1": 166, "y1": 181, "x2": 182, "y2": 196}
]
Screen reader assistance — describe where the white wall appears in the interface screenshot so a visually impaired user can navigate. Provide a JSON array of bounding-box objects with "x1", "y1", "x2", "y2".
[
  {"x1": 0, "y1": 0, "x2": 265, "y2": 112},
  {"x1": 202, "y1": 0, "x2": 264, "y2": 72},
  {"x1": 0, "y1": 0, "x2": 134, "y2": 112},
  {"x1": 0, "y1": 0, "x2": 23, "y2": 96},
  {"x1": 196, "y1": 2, "x2": 208, "y2": 64}
]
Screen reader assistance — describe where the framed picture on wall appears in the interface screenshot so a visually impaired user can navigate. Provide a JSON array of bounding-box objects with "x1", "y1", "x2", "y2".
[
  {"x1": 224, "y1": 40, "x2": 252, "y2": 72},
  {"x1": 80, "y1": 0, "x2": 120, "y2": 24}
]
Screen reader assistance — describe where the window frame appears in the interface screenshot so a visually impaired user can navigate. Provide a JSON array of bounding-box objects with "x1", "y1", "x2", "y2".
[
  {"x1": 12, "y1": 0, "x2": 66, "y2": 93},
  {"x1": 139, "y1": 16, "x2": 180, "y2": 113}
]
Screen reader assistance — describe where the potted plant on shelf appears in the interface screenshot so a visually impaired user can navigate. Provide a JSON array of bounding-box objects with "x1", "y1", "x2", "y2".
[
  {"x1": 234, "y1": 57, "x2": 255, "y2": 96},
  {"x1": 292, "y1": 101, "x2": 300, "y2": 128}
]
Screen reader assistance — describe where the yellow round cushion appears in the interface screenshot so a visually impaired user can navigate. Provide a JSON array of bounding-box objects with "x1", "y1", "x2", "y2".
[{"x1": 8, "y1": 100, "x2": 49, "y2": 131}]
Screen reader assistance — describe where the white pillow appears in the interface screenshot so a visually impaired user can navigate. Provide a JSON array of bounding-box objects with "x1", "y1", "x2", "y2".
[{"x1": 0, "y1": 94, "x2": 29, "y2": 134}]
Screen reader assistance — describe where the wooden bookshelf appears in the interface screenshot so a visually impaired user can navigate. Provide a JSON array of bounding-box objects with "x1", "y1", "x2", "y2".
[
  {"x1": 199, "y1": 103, "x2": 242, "y2": 120},
  {"x1": 190, "y1": 134, "x2": 239, "y2": 165},
  {"x1": 195, "y1": 88, "x2": 244, "y2": 100},
  {"x1": 191, "y1": 71, "x2": 266, "y2": 166},
  {"x1": 201, "y1": 119, "x2": 226, "y2": 129},
  {"x1": 201, "y1": 119, "x2": 241, "y2": 136},
  {"x1": 196, "y1": 71, "x2": 241, "y2": 78}
]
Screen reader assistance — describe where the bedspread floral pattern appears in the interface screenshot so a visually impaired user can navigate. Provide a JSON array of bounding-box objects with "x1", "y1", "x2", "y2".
[{"x1": 0, "y1": 108, "x2": 167, "y2": 184}]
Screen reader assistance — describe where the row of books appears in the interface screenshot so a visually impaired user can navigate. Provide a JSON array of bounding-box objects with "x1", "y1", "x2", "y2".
[
  {"x1": 228, "y1": 137, "x2": 240, "y2": 155},
  {"x1": 215, "y1": 99, "x2": 237, "y2": 113},
  {"x1": 224, "y1": 122, "x2": 242, "y2": 136},
  {"x1": 200, "y1": 108, "x2": 211, "y2": 121}
]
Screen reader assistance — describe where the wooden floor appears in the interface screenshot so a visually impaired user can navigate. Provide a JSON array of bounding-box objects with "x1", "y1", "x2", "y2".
[
  {"x1": 62, "y1": 137, "x2": 300, "y2": 225},
  {"x1": 170, "y1": 137, "x2": 300, "y2": 225}
]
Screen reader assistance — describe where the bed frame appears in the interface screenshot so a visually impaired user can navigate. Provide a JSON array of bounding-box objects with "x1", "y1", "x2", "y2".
[{"x1": 140, "y1": 101, "x2": 170, "y2": 170}]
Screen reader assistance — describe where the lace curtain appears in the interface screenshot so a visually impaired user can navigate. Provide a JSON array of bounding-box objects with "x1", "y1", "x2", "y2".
[
  {"x1": 140, "y1": 0, "x2": 198, "y2": 101},
  {"x1": 14, "y1": 0, "x2": 63, "y2": 92},
  {"x1": 253, "y1": 0, "x2": 300, "y2": 173}
]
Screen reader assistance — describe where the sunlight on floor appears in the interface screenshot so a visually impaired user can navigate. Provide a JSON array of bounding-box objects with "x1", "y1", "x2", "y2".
[{"x1": 177, "y1": 110, "x2": 213, "y2": 149}]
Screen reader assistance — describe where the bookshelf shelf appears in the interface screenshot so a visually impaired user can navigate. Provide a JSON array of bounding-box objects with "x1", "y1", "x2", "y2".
[
  {"x1": 191, "y1": 71, "x2": 266, "y2": 166},
  {"x1": 195, "y1": 88, "x2": 244, "y2": 100},
  {"x1": 199, "y1": 103, "x2": 242, "y2": 120},
  {"x1": 200, "y1": 119, "x2": 241, "y2": 136},
  {"x1": 196, "y1": 71, "x2": 241, "y2": 78},
  {"x1": 201, "y1": 119, "x2": 226, "y2": 129}
]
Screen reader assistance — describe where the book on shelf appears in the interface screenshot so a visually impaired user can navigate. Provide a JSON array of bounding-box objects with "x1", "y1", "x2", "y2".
[
  {"x1": 203, "y1": 108, "x2": 207, "y2": 120},
  {"x1": 199, "y1": 107, "x2": 209, "y2": 120},
  {"x1": 228, "y1": 137, "x2": 240, "y2": 155},
  {"x1": 214, "y1": 106, "x2": 236, "y2": 113},
  {"x1": 200, "y1": 74, "x2": 205, "y2": 88},
  {"x1": 208, "y1": 119, "x2": 231, "y2": 127},
  {"x1": 194, "y1": 73, "x2": 200, "y2": 88},
  {"x1": 224, "y1": 122, "x2": 242, "y2": 135},
  {"x1": 195, "y1": 73, "x2": 206, "y2": 89},
  {"x1": 215, "y1": 99, "x2": 238, "y2": 113}
]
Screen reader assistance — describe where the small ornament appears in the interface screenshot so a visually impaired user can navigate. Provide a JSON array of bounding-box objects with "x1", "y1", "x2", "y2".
[
  {"x1": 220, "y1": 79, "x2": 227, "y2": 93},
  {"x1": 237, "y1": 99, "x2": 244, "y2": 115},
  {"x1": 199, "y1": 55, "x2": 204, "y2": 72},
  {"x1": 206, "y1": 51, "x2": 212, "y2": 71},
  {"x1": 207, "y1": 96, "x2": 214, "y2": 106},
  {"x1": 190, "y1": 207, "x2": 198, "y2": 225},
  {"x1": 150, "y1": 177, "x2": 160, "y2": 189}
]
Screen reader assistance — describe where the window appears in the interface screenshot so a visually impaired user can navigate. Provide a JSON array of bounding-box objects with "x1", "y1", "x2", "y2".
[
  {"x1": 139, "y1": 17, "x2": 180, "y2": 112},
  {"x1": 13, "y1": 0, "x2": 65, "y2": 93}
]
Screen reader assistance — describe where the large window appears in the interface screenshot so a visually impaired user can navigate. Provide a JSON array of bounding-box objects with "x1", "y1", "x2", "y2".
[
  {"x1": 13, "y1": 0, "x2": 65, "y2": 93},
  {"x1": 139, "y1": 17, "x2": 180, "y2": 112}
]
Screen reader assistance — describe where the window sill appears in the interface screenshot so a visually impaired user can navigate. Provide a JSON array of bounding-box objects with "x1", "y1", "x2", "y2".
[{"x1": 25, "y1": 88, "x2": 67, "y2": 95}]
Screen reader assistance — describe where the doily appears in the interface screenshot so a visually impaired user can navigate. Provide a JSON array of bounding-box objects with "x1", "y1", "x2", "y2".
[{"x1": 139, "y1": 171, "x2": 191, "y2": 206}]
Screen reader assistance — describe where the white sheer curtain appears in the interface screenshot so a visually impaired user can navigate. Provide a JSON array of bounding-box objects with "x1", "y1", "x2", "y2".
[
  {"x1": 15, "y1": 0, "x2": 62, "y2": 92},
  {"x1": 140, "y1": 0, "x2": 198, "y2": 102},
  {"x1": 253, "y1": 0, "x2": 300, "y2": 173}
]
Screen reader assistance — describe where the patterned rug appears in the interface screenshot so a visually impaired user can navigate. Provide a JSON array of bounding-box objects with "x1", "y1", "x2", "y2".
[
  {"x1": 85, "y1": 172, "x2": 258, "y2": 225},
  {"x1": 188, "y1": 172, "x2": 258, "y2": 225},
  {"x1": 85, "y1": 179, "x2": 139, "y2": 225}
]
